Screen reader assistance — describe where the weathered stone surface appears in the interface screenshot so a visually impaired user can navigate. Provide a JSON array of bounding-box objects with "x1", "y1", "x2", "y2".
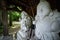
[
  {"x1": 17, "y1": 11, "x2": 32, "y2": 40},
  {"x1": 35, "y1": 0, "x2": 60, "y2": 40},
  {"x1": 0, "y1": 35, "x2": 13, "y2": 40}
]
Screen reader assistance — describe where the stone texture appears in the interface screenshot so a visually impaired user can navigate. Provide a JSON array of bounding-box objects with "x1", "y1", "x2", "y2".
[
  {"x1": 0, "y1": 35, "x2": 13, "y2": 40},
  {"x1": 17, "y1": 11, "x2": 32, "y2": 40},
  {"x1": 35, "y1": 0, "x2": 60, "y2": 40}
]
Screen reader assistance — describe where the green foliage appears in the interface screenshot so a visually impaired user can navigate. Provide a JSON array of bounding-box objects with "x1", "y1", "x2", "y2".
[{"x1": 8, "y1": 11, "x2": 21, "y2": 21}]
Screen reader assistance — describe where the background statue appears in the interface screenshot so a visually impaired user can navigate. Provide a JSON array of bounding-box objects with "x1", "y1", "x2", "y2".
[{"x1": 17, "y1": 11, "x2": 32, "y2": 40}]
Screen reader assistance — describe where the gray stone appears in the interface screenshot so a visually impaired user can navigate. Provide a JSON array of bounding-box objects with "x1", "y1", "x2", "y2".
[
  {"x1": 35, "y1": 0, "x2": 60, "y2": 40},
  {"x1": 17, "y1": 11, "x2": 32, "y2": 40},
  {"x1": 0, "y1": 35, "x2": 13, "y2": 40}
]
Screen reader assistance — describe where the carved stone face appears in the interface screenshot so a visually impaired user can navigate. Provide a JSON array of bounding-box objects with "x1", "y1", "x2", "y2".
[{"x1": 37, "y1": 1, "x2": 51, "y2": 19}]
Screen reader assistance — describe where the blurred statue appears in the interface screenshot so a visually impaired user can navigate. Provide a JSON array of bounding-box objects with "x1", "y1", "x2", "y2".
[
  {"x1": 34, "y1": 0, "x2": 60, "y2": 40},
  {"x1": 17, "y1": 11, "x2": 32, "y2": 40}
]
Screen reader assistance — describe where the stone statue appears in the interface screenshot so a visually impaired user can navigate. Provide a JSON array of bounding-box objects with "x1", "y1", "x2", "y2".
[
  {"x1": 17, "y1": 11, "x2": 32, "y2": 40},
  {"x1": 34, "y1": 0, "x2": 60, "y2": 40}
]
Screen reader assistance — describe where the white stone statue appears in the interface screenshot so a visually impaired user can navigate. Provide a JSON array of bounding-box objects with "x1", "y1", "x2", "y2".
[
  {"x1": 34, "y1": 0, "x2": 60, "y2": 40},
  {"x1": 17, "y1": 11, "x2": 32, "y2": 40}
]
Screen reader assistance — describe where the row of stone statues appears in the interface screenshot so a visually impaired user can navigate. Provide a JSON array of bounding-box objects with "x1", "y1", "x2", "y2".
[{"x1": 17, "y1": 0, "x2": 60, "y2": 40}]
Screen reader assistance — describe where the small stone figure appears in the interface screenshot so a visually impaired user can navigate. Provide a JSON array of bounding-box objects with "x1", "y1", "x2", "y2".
[{"x1": 17, "y1": 11, "x2": 32, "y2": 40}]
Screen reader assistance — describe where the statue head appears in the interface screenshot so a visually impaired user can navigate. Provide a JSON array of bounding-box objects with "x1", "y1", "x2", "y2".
[
  {"x1": 21, "y1": 11, "x2": 28, "y2": 19},
  {"x1": 37, "y1": 0, "x2": 51, "y2": 19}
]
